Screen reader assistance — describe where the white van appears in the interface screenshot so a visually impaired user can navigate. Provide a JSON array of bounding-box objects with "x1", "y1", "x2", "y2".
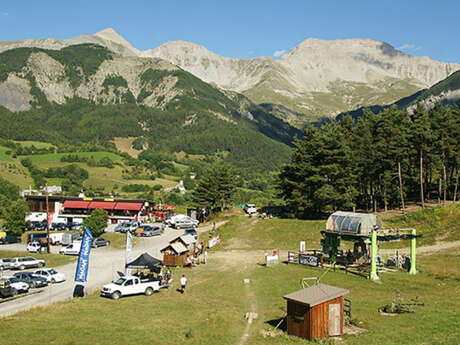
[{"x1": 59, "y1": 241, "x2": 81, "y2": 255}]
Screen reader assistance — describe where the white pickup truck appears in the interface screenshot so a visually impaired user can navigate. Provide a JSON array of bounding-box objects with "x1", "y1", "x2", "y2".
[{"x1": 100, "y1": 276, "x2": 160, "y2": 300}]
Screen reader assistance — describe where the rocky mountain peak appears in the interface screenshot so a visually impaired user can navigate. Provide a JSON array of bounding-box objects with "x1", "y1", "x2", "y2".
[{"x1": 94, "y1": 28, "x2": 130, "y2": 46}]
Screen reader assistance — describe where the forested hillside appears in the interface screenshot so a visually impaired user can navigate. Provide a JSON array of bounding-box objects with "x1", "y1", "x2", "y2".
[
  {"x1": 280, "y1": 103, "x2": 460, "y2": 217},
  {"x1": 0, "y1": 44, "x2": 302, "y2": 172}
]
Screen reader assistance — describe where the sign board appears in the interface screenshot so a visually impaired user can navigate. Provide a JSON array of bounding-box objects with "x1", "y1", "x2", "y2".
[
  {"x1": 266, "y1": 254, "x2": 279, "y2": 267},
  {"x1": 288, "y1": 251, "x2": 298, "y2": 264},
  {"x1": 299, "y1": 254, "x2": 320, "y2": 267}
]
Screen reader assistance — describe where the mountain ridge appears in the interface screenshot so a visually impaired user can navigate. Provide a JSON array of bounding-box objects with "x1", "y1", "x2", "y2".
[{"x1": 1, "y1": 28, "x2": 459, "y2": 125}]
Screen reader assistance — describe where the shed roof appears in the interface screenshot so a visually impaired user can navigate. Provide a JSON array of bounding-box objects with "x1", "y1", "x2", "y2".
[
  {"x1": 283, "y1": 283, "x2": 349, "y2": 307},
  {"x1": 161, "y1": 242, "x2": 188, "y2": 254},
  {"x1": 180, "y1": 234, "x2": 197, "y2": 245},
  {"x1": 326, "y1": 211, "x2": 382, "y2": 235}
]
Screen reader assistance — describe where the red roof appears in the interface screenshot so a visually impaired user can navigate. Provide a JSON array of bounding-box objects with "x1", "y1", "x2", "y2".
[
  {"x1": 114, "y1": 202, "x2": 143, "y2": 211},
  {"x1": 62, "y1": 200, "x2": 90, "y2": 209},
  {"x1": 88, "y1": 201, "x2": 116, "y2": 210}
]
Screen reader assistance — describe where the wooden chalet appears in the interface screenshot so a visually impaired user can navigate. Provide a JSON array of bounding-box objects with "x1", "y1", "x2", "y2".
[
  {"x1": 283, "y1": 283, "x2": 349, "y2": 340},
  {"x1": 161, "y1": 242, "x2": 189, "y2": 267}
]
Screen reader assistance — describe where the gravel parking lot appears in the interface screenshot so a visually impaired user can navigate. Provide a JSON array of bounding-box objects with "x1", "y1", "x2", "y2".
[{"x1": 0, "y1": 226, "x2": 184, "y2": 317}]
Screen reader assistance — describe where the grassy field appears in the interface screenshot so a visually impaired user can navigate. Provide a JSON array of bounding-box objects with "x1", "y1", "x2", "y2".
[
  {"x1": 34, "y1": 161, "x2": 178, "y2": 193},
  {"x1": 213, "y1": 211, "x2": 325, "y2": 251},
  {"x1": 0, "y1": 161, "x2": 33, "y2": 188},
  {"x1": 0, "y1": 250, "x2": 75, "y2": 268},
  {"x1": 0, "y1": 146, "x2": 14, "y2": 162},
  {"x1": 383, "y1": 203, "x2": 460, "y2": 246}
]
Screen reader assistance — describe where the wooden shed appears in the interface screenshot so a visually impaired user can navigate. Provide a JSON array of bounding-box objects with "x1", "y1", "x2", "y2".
[
  {"x1": 283, "y1": 283, "x2": 349, "y2": 340},
  {"x1": 160, "y1": 242, "x2": 189, "y2": 267}
]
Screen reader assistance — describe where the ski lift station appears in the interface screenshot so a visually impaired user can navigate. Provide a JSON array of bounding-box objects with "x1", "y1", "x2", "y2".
[{"x1": 321, "y1": 211, "x2": 421, "y2": 281}]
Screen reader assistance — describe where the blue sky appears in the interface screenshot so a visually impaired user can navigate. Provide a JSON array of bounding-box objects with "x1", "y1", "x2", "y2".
[{"x1": 1, "y1": 0, "x2": 459, "y2": 63}]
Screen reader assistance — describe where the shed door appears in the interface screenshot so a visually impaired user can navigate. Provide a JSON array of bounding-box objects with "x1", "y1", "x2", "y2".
[{"x1": 328, "y1": 303, "x2": 341, "y2": 336}]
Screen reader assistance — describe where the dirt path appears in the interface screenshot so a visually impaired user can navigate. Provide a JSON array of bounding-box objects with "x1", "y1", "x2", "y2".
[
  {"x1": 380, "y1": 240, "x2": 460, "y2": 255},
  {"x1": 197, "y1": 220, "x2": 228, "y2": 233}
]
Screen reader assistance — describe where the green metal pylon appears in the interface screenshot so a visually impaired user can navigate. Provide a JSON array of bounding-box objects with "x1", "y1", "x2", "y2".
[
  {"x1": 409, "y1": 228, "x2": 417, "y2": 275},
  {"x1": 370, "y1": 230, "x2": 379, "y2": 281}
]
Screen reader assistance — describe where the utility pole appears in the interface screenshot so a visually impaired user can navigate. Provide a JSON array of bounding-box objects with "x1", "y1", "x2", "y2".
[{"x1": 45, "y1": 183, "x2": 50, "y2": 254}]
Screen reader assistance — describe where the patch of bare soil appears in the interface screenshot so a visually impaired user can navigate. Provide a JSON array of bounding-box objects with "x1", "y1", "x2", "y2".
[
  {"x1": 226, "y1": 238, "x2": 252, "y2": 250},
  {"x1": 197, "y1": 220, "x2": 228, "y2": 233},
  {"x1": 113, "y1": 137, "x2": 142, "y2": 158}
]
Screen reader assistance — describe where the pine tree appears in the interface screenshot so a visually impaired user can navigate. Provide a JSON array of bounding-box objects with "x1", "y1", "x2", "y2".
[
  {"x1": 192, "y1": 164, "x2": 235, "y2": 213},
  {"x1": 410, "y1": 104, "x2": 433, "y2": 208}
]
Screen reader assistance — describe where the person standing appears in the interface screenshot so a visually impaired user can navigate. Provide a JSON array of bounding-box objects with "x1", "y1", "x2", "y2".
[
  {"x1": 204, "y1": 250, "x2": 208, "y2": 264},
  {"x1": 180, "y1": 274, "x2": 187, "y2": 294}
]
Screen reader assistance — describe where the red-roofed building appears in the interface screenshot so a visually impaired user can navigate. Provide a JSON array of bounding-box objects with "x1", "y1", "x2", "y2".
[{"x1": 25, "y1": 195, "x2": 156, "y2": 224}]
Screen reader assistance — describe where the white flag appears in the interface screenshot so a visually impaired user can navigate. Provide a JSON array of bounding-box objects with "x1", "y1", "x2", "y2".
[{"x1": 125, "y1": 231, "x2": 132, "y2": 275}]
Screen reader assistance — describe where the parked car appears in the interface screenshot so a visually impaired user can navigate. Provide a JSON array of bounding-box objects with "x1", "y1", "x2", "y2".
[
  {"x1": 7, "y1": 277, "x2": 29, "y2": 293},
  {"x1": 59, "y1": 241, "x2": 81, "y2": 255},
  {"x1": 26, "y1": 241, "x2": 47, "y2": 253},
  {"x1": 184, "y1": 227, "x2": 198, "y2": 240},
  {"x1": 12, "y1": 272, "x2": 48, "y2": 288},
  {"x1": 29, "y1": 221, "x2": 47, "y2": 231},
  {"x1": 69, "y1": 223, "x2": 82, "y2": 231},
  {"x1": 34, "y1": 268, "x2": 66, "y2": 283},
  {"x1": 0, "y1": 258, "x2": 13, "y2": 270},
  {"x1": 167, "y1": 215, "x2": 199, "y2": 229},
  {"x1": 128, "y1": 221, "x2": 141, "y2": 234},
  {"x1": 140, "y1": 225, "x2": 163, "y2": 237},
  {"x1": 92, "y1": 238, "x2": 110, "y2": 248},
  {"x1": 0, "y1": 279, "x2": 17, "y2": 298},
  {"x1": 115, "y1": 222, "x2": 129, "y2": 232},
  {"x1": 244, "y1": 203, "x2": 257, "y2": 215},
  {"x1": 51, "y1": 222, "x2": 67, "y2": 231},
  {"x1": 0, "y1": 235, "x2": 20, "y2": 245},
  {"x1": 9, "y1": 257, "x2": 45, "y2": 270}
]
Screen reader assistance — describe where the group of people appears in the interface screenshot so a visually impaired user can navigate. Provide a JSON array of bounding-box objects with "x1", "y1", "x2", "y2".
[{"x1": 185, "y1": 250, "x2": 207, "y2": 267}]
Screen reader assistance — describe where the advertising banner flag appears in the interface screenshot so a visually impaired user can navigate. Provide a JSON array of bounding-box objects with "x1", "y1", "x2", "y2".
[
  {"x1": 125, "y1": 231, "x2": 132, "y2": 275},
  {"x1": 74, "y1": 228, "x2": 93, "y2": 283}
]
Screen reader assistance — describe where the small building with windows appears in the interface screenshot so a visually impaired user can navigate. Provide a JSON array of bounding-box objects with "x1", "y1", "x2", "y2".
[
  {"x1": 283, "y1": 283, "x2": 349, "y2": 340},
  {"x1": 25, "y1": 195, "x2": 154, "y2": 224}
]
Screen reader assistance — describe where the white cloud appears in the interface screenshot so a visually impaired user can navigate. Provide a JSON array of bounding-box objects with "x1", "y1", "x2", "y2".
[
  {"x1": 398, "y1": 44, "x2": 415, "y2": 50},
  {"x1": 273, "y1": 49, "x2": 286, "y2": 58},
  {"x1": 398, "y1": 43, "x2": 422, "y2": 51}
]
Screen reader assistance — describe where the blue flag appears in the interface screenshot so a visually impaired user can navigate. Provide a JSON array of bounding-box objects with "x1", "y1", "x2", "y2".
[{"x1": 74, "y1": 228, "x2": 93, "y2": 283}]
